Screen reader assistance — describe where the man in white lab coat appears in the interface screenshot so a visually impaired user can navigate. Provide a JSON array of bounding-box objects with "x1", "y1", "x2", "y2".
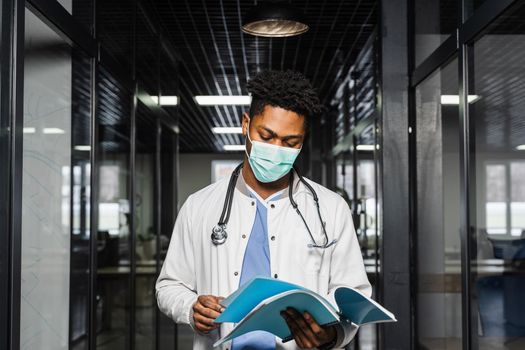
[{"x1": 156, "y1": 70, "x2": 371, "y2": 350}]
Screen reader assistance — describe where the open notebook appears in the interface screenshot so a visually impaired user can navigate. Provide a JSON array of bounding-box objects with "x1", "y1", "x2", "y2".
[{"x1": 213, "y1": 276, "x2": 396, "y2": 347}]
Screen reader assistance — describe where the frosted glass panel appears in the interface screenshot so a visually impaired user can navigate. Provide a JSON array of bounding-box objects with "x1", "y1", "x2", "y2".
[{"x1": 20, "y1": 8, "x2": 72, "y2": 350}]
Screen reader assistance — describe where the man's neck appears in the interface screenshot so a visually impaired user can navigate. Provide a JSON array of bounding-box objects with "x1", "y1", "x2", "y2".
[{"x1": 241, "y1": 159, "x2": 290, "y2": 200}]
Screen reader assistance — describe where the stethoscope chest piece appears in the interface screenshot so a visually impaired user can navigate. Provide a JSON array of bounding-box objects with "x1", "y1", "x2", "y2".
[{"x1": 211, "y1": 224, "x2": 227, "y2": 245}]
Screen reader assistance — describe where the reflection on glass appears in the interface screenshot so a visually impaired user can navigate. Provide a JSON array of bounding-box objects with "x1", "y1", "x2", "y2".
[
  {"x1": 21, "y1": 9, "x2": 72, "y2": 349},
  {"x1": 336, "y1": 153, "x2": 353, "y2": 203},
  {"x1": 70, "y1": 50, "x2": 92, "y2": 350},
  {"x1": 415, "y1": 0, "x2": 458, "y2": 66},
  {"x1": 134, "y1": 103, "x2": 158, "y2": 349},
  {"x1": 160, "y1": 124, "x2": 177, "y2": 349},
  {"x1": 96, "y1": 67, "x2": 132, "y2": 350},
  {"x1": 416, "y1": 58, "x2": 462, "y2": 349},
  {"x1": 354, "y1": 123, "x2": 378, "y2": 350},
  {"x1": 470, "y1": 4, "x2": 525, "y2": 348},
  {"x1": 464, "y1": 0, "x2": 490, "y2": 20}
]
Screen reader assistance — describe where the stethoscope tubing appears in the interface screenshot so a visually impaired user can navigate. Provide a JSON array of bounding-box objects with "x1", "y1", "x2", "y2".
[{"x1": 212, "y1": 163, "x2": 334, "y2": 248}]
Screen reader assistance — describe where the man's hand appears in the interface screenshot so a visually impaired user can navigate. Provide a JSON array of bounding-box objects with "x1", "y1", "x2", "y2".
[
  {"x1": 192, "y1": 295, "x2": 225, "y2": 333},
  {"x1": 281, "y1": 307, "x2": 337, "y2": 349}
]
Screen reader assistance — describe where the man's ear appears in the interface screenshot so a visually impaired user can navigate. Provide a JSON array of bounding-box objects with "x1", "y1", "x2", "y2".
[{"x1": 242, "y1": 112, "x2": 250, "y2": 136}]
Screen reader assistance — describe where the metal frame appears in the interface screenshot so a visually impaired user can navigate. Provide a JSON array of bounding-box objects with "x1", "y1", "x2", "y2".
[
  {"x1": 1, "y1": 0, "x2": 25, "y2": 349},
  {"x1": 26, "y1": 0, "x2": 96, "y2": 56},
  {"x1": 155, "y1": 117, "x2": 162, "y2": 350},
  {"x1": 89, "y1": 49, "x2": 99, "y2": 350},
  {"x1": 377, "y1": 0, "x2": 412, "y2": 348}
]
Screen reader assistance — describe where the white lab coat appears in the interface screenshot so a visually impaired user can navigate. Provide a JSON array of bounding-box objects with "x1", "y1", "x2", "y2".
[{"x1": 156, "y1": 170, "x2": 372, "y2": 350}]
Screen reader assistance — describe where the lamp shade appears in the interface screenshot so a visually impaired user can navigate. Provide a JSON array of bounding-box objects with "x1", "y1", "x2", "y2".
[{"x1": 242, "y1": 2, "x2": 308, "y2": 37}]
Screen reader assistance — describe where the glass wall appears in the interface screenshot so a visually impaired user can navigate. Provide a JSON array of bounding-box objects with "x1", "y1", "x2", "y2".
[
  {"x1": 134, "y1": 103, "x2": 158, "y2": 349},
  {"x1": 354, "y1": 123, "x2": 379, "y2": 350},
  {"x1": 469, "y1": 3, "x2": 525, "y2": 348},
  {"x1": 20, "y1": 8, "x2": 72, "y2": 349},
  {"x1": 411, "y1": 1, "x2": 525, "y2": 349},
  {"x1": 332, "y1": 31, "x2": 380, "y2": 350},
  {"x1": 70, "y1": 48, "x2": 93, "y2": 350},
  {"x1": 415, "y1": 58, "x2": 462, "y2": 349},
  {"x1": 95, "y1": 66, "x2": 132, "y2": 350},
  {"x1": 3, "y1": 1, "x2": 179, "y2": 349},
  {"x1": 159, "y1": 124, "x2": 177, "y2": 349}
]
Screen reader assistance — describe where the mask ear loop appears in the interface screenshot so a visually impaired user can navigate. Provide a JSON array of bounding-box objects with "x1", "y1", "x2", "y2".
[{"x1": 244, "y1": 117, "x2": 252, "y2": 159}]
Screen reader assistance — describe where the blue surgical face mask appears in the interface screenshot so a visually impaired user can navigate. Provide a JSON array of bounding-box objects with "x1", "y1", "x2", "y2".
[{"x1": 245, "y1": 120, "x2": 302, "y2": 183}]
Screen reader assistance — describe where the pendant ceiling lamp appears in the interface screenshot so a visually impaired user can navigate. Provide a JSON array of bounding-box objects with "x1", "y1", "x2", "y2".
[{"x1": 242, "y1": 2, "x2": 309, "y2": 37}]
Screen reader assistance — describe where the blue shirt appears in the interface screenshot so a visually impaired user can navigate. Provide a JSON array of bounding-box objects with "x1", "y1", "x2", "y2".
[{"x1": 231, "y1": 189, "x2": 283, "y2": 350}]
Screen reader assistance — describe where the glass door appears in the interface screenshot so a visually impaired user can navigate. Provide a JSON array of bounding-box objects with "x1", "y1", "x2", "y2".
[
  {"x1": 95, "y1": 66, "x2": 132, "y2": 350},
  {"x1": 415, "y1": 58, "x2": 462, "y2": 350},
  {"x1": 468, "y1": 4, "x2": 525, "y2": 348}
]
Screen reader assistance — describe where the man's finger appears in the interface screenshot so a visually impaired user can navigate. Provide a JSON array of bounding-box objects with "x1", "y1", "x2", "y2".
[
  {"x1": 202, "y1": 298, "x2": 225, "y2": 313},
  {"x1": 194, "y1": 321, "x2": 217, "y2": 333},
  {"x1": 281, "y1": 311, "x2": 303, "y2": 347},
  {"x1": 282, "y1": 310, "x2": 311, "y2": 348},
  {"x1": 303, "y1": 311, "x2": 325, "y2": 339},
  {"x1": 194, "y1": 313, "x2": 217, "y2": 327},
  {"x1": 195, "y1": 303, "x2": 221, "y2": 319},
  {"x1": 285, "y1": 308, "x2": 318, "y2": 345}
]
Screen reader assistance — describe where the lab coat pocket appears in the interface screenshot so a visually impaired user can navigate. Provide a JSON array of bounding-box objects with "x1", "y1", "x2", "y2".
[{"x1": 292, "y1": 236, "x2": 326, "y2": 275}]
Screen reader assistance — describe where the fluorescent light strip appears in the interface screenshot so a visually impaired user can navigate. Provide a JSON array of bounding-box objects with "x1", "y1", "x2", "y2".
[
  {"x1": 151, "y1": 95, "x2": 179, "y2": 106},
  {"x1": 43, "y1": 128, "x2": 65, "y2": 134},
  {"x1": 23, "y1": 127, "x2": 36, "y2": 134},
  {"x1": 74, "y1": 145, "x2": 91, "y2": 151},
  {"x1": 356, "y1": 145, "x2": 375, "y2": 151},
  {"x1": 516, "y1": 145, "x2": 525, "y2": 150},
  {"x1": 223, "y1": 145, "x2": 245, "y2": 151},
  {"x1": 441, "y1": 95, "x2": 480, "y2": 105},
  {"x1": 195, "y1": 95, "x2": 251, "y2": 106},
  {"x1": 212, "y1": 127, "x2": 243, "y2": 134}
]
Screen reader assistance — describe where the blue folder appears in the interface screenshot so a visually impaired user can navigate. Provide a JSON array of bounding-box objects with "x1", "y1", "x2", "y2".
[{"x1": 214, "y1": 276, "x2": 396, "y2": 347}]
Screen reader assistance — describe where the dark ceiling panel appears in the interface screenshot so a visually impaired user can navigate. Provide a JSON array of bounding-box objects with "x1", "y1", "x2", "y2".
[{"x1": 143, "y1": 0, "x2": 378, "y2": 152}]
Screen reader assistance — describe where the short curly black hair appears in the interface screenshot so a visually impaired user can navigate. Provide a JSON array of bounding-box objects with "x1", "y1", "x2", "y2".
[{"x1": 246, "y1": 70, "x2": 323, "y2": 129}]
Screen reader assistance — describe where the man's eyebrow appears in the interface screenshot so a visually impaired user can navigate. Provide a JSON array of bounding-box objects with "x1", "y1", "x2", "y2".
[
  {"x1": 259, "y1": 126, "x2": 277, "y2": 137},
  {"x1": 258, "y1": 126, "x2": 302, "y2": 140}
]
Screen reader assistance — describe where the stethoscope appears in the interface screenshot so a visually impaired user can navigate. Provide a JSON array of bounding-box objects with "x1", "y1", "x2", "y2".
[{"x1": 211, "y1": 163, "x2": 338, "y2": 249}]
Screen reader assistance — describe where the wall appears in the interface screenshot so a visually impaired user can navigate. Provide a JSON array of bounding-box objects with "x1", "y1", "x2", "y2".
[{"x1": 178, "y1": 153, "x2": 244, "y2": 208}]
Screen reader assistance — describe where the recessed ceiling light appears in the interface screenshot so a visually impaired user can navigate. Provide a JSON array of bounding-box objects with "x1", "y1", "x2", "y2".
[
  {"x1": 195, "y1": 95, "x2": 251, "y2": 106},
  {"x1": 212, "y1": 127, "x2": 243, "y2": 134},
  {"x1": 223, "y1": 145, "x2": 245, "y2": 151},
  {"x1": 151, "y1": 95, "x2": 178, "y2": 106},
  {"x1": 441, "y1": 95, "x2": 480, "y2": 105},
  {"x1": 43, "y1": 128, "x2": 65, "y2": 134},
  {"x1": 242, "y1": 2, "x2": 309, "y2": 37}
]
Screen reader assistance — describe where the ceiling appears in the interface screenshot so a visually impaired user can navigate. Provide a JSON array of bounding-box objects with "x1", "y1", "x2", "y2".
[{"x1": 143, "y1": 0, "x2": 378, "y2": 152}]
